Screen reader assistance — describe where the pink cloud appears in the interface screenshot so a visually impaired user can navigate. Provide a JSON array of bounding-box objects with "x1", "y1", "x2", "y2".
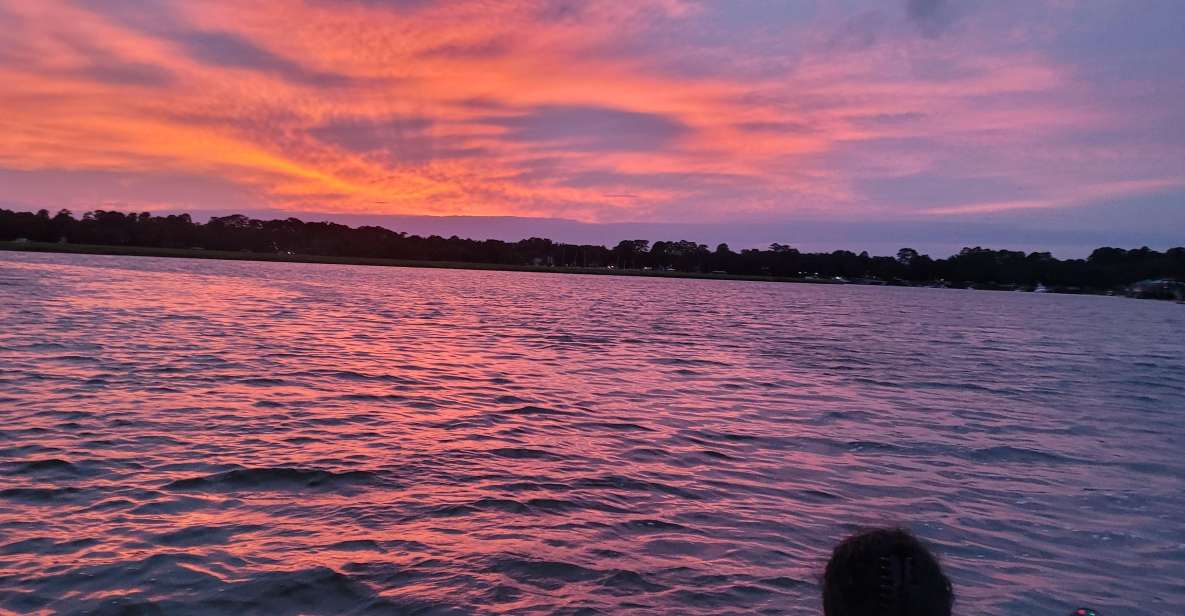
[{"x1": 0, "y1": 0, "x2": 1180, "y2": 237}]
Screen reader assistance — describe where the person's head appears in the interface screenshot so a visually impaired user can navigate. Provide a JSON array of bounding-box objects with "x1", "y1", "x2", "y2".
[{"x1": 823, "y1": 527, "x2": 953, "y2": 616}]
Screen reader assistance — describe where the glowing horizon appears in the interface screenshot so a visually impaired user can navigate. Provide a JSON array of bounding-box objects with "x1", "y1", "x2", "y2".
[{"x1": 0, "y1": 0, "x2": 1182, "y2": 245}]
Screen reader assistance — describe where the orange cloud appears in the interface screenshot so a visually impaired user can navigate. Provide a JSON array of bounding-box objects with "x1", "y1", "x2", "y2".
[{"x1": 0, "y1": 0, "x2": 1180, "y2": 226}]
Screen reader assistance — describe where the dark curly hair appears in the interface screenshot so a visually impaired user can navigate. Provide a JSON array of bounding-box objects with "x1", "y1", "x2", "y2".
[{"x1": 823, "y1": 528, "x2": 953, "y2": 616}]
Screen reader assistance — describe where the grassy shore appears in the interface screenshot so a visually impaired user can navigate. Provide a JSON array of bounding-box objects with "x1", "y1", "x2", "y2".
[{"x1": 0, "y1": 241, "x2": 839, "y2": 285}]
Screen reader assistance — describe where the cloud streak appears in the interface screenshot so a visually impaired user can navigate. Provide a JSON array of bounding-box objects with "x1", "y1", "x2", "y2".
[{"x1": 483, "y1": 105, "x2": 689, "y2": 153}]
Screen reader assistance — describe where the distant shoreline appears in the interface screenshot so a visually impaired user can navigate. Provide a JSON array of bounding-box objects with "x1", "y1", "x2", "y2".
[
  {"x1": 0, "y1": 241, "x2": 840, "y2": 286},
  {"x1": 5, "y1": 209, "x2": 1182, "y2": 299},
  {"x1": 4, "y1": 241, "x2": 1182, "y2": 301}
]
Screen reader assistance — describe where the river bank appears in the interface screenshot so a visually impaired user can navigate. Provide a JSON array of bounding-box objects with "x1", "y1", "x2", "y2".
[
  {"x1": 0, "y1": 241, "x2": 835, "y2": 285},
  {"x1": 4, "y1": 241, "x2": 1177, "y2": 299}
]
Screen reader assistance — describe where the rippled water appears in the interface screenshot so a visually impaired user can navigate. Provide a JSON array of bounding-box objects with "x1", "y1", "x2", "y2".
[{"x1": 1, "y1": 252, "x2": 1183, "y2": 615}]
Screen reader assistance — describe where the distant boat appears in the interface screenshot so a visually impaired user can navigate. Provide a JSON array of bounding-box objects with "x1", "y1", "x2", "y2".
[
  {"x1": 1033, "y1": 283, "x2": 1049, "y2": 293},
  {"x1": 1129, "y1": 279, "x2": 1185, "y2": 301}
]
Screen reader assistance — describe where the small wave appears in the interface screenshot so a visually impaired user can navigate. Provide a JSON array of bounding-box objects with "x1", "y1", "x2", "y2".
[
  {"x1": 424, "y1": 498, "x2": 527, "y2": 518},
  {"x1": 674, "y1": 583, "x2": 778, "y2": 605},
  {"x1": 141, "y1": 386, "x2": 183, "y2": 393},
  {"x1": 325, "y1": 369, "x2": 378, "y2": 381},
  {"x1": 846, "y1": 440, "x2": 907, "y2": 453},
  {"x1": 619, "y1": 519, "x2": 687, "y2": 532},
  {"x1": 486, "y1": 447, "x2": 562, "y2": 460},
  {"x1": 653, "y1": 357, "x2": 730, "y2": 367},
  {"x1": 429, "y1": 414, "x2": 510, "y2": 430},
  {"x1": 491, "y1": 556, "x2": 601, "y2": 590},
  {"x1": 0, "y1": 486, "x2": 83, "y2": 502},
  {"x1": 573, "y1": 475, "x2": 701, "y2": 500},
  {"x1": 915, "y1": 380, "x2": 997, "y2": 393},
  {"x1": 188, "y1": 354, "x2": 231, "y2": 364},
  {"x1": 159, "y1": 313, "x2": 206, "y2": 321},
  {"x1": 326, "y1": 539, "x2": 383, "y2": 552},
  {"x1": 501, "y1": 405, "x2": 572, "y2": 416},
  {"x1": 235, "y1": 377, "x2": 288, "y2": 386},
  {"x1": 128, "y1": 496, "x2": 221, "y2": 515},
  {"x1": 153, "y1": 523, "x2": 265, "y2": 547},
  {"x1": 0, "y1": 537, "x2": 99, "y2": 556},
  {"x1": 288, "y1": 368, "x2": 424, "y2": 386},
  {"x1": 622, "y1": 446, "x2": 672, "y2": 461},
  {"x1": 970, "y1": 445, "x2": 1078, "y2": 464},
  {"x1": 73, "y1": 562, "x2": 425, "y2": 615},
  {"x1": 490, "y1": 555, "x2": 666, "y2": 596},
  {"x1": 598, "y1": 569, "x2": 668, "y2": 593},
  {"x1": 48, "y1": 354, "x2": 98, "y2": 364},
  {"x1": 481, "y1": 583, "x2": 524, "y2": 604},
  {"x1": 19, "y1": 342, "x2": 73, "y2": 351},
  {"x1": 483, "y1": 480, "x2": 570, "y2": 493},
  {"x1": 335, "y1": 393, "x2": 407, "y2": 402},
  {"x1": 576, "y1": 421, "x2": 653, "y2": 432},
  {"x1": 697, "y1": 449, "x2": 739, "y2": 460},
  {"x1": 760, "y1": 576, "x2": 811, "y2": 589},
  {"x1": 687, "y1": 429, "x2": 766, "y2": 443},
  {"x1": 78, "y1": 497, "x2": 137, "y2": 513},
  {"x1": 820, "y1": 409, "x2": 876, "y2": 423},
  {"x1": 524, "y1": 497, "x2": 585, "y2": 513},
  {"x1": 792, "y1": 488, "x2": 843, "y2": 502},
  {"x1": 164, "y1": 467, "x2": 376, "y2": 492},
  {"x1": 422, "y1": 496, "x2": 587, "y2": 519},
  {"x1": 11, "y1": 458, "x2": 79, "y2": 474}
]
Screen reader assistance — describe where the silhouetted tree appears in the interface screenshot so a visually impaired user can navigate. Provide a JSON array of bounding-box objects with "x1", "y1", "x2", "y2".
[
  {"x1": 1, "y1": 208, "x2": 1181, "y2": 291},
  {"x1": 612, "y1": 239, "x2": 650, "y2": 269}
]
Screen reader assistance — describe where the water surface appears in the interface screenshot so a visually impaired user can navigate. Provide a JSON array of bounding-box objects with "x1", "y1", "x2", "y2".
[{"x1": 1, "y1": 252, "x2": 1183, "y2": 614}]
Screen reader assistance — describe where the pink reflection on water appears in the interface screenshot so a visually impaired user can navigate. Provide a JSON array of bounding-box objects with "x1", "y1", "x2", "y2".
[{"x1": 1, "y1": 254, "x2": 1183, "y2": 614}]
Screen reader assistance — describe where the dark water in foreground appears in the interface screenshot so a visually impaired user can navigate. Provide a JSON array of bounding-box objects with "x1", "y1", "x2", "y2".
[{"x1": 0, "y1": 252, "x2": 1183, "y2": 615}]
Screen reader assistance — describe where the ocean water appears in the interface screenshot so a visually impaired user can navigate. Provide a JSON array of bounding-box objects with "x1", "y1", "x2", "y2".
[{"x1": 0, "y1": 251, "x2": 1182, "y2": 615}]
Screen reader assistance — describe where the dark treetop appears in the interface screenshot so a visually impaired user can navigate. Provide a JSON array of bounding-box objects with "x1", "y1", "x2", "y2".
[{"x1": 2, "y1": 208, "x2": 1182, "y2": 295}]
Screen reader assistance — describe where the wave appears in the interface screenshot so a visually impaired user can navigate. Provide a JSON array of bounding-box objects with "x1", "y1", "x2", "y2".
[
  {"x1": 420, "y1": 496, "x2": 595, "y2": 519},
  {"x1": 618, "y1": 518, "x2": 687, "y2": 532},
  {"x1": 164, "y1": 467, "x2": 377, "y2": 492},
  {"x1": 501, "y1": 405, "x2": 573, "y2": 417},
  {"x1": 572, "y1": 475, "x2": 702, "y2": 500},
  {"x1": 152, "y1": 523, "x2": 265, "y2": 547},
  {"x1": 0, "y1": 486, "x2": 83, "y2": 502},
  {"x1": 10, "y1": 458, "x2": 79, "y2": 474},
  {"x1": 0, "y1": 537, "x2": 99, "y2": 556},
  {"x1": 25, "y1": 558, "x2": 445, "y2": 616},
  {"x1": 969, "y1": 446, "x2": 1080, "y2": 464},
  {"x1": 489, "y1": 555, "x2": 667, "y2": 595},
  {"x1": 486, "y1": 447, "x2": 562, "y2": 460}
]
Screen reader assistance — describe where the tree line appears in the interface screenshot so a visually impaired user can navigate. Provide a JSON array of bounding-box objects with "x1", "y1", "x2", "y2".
[{"x1": 2, "y1": 208, "x2": 1183, "y2": 291}]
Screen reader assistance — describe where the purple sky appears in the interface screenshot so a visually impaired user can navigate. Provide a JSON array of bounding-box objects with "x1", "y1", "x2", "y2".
[{"x1": 1, "y1": 0, "x2": 1182, "y2": 256}]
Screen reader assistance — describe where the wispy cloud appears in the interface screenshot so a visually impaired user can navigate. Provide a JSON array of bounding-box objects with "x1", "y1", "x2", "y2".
[{"x1": 923, "y1": 179, "x2": 1185, "y2": 215}]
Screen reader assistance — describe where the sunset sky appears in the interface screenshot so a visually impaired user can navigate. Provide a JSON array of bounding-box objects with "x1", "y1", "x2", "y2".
[{"x1": 1, "y1": 0, "x2": 1182, "y2": 255}]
